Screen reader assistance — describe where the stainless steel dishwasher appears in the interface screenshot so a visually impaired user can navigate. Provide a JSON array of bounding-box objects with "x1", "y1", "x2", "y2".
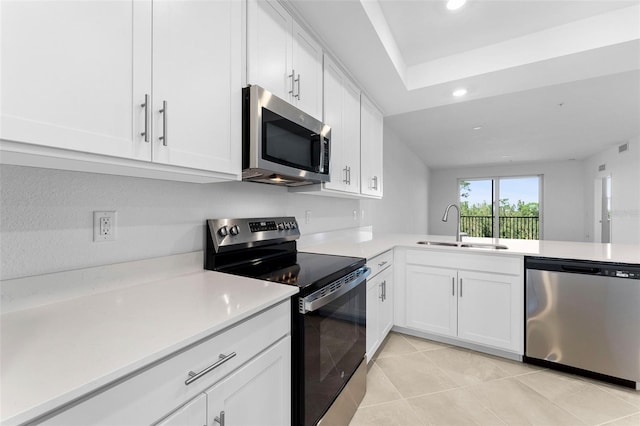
[{"x1": 525, "y1": 257, "x2": 640, "y2": 389}]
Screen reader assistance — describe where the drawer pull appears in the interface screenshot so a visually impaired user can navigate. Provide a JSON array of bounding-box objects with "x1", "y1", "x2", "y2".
[
  {"x1": 214, "y1": 411, "x2": 225, "y2": 426},
  {"x1": 185, "y1": 352, "x2": 236, "y2": 385},
  {"x1": 378, "y1": 261, "x2": 388, "y2": 268}
]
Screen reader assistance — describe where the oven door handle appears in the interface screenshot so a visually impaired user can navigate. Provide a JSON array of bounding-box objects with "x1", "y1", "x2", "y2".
[{"x1": 299, "y1": 267, "x2": 371, "y2": 314}]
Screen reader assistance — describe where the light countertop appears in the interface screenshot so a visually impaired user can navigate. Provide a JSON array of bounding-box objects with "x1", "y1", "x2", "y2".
[
  {"x1": 299, "y1": 231, "x2": 640, "y2": 264},
  {"x1": 0, "y1": 270, "x2": 297, "y2": 425}
]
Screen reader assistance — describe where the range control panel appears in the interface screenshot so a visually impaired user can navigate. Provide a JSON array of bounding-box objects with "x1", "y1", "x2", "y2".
[{"x1": 207, "y1": 217, "x2": 300, "y2": 253}]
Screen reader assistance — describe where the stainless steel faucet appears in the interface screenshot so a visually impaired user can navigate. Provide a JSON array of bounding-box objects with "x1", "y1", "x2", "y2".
[{"x1": 442, "y1": 203, "x2": 462, "y2": 242}]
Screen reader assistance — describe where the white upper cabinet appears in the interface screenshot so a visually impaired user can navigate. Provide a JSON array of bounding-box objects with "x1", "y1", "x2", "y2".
[
  {"x1": 291, "y1": 21, "x2": 323, "y2": 119},
  {"x1": 1, "y1": 0, "x2": 241, "y2": 182},
  {"x1": 0, "y1": 0, "x2": 152, "y2": 161},
  {"x1": 152, "y1": 0, "x2": 241, "y2": 174},
  {"x1": 360, "y1": 94, "x2": 384, "y2": 198},
  {"x1": 247, "y1": 0, "x2": 322, "y2": 120},
  {"x1": 323, "y1": 55, "x2": 360, "y2": 194}
]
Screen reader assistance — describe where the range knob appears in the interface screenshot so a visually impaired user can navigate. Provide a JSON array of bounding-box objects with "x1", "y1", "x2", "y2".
[
  {"x1": 277, "y1": 223, "x2": 285, "y2": 231},
  {"x1": 218, "y1": 226, "x2": 229, "y2": 237},
  {"x1": 229, "y1": 225, "x2": 240, "y2": 236},
  {"x1": 284, "y1": 222, "x2": 291, "y2": 230},
  {"x1": 290, "y1": 221, "x2": 297, "y2": 229}
]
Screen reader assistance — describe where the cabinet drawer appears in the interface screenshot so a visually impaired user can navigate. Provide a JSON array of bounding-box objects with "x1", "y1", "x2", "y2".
[
  {"x1": 406, "y1": 250, "x2": 522, "y2": 276},
  {"x1": 45, "y1": 301, "x2": 290, "y2": 425},
  {"x1": 367, "y1": 250, "x2": 393, "y2": 278}
]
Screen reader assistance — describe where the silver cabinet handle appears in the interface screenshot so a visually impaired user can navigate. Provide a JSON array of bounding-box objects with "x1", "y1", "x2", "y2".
[
  {"x1": 383, "y1": 280, "x2": 386, "y2": 301},
  {"x1": 140, "y1": 94, "x2": 149, "y2": 142},
  {"x1": 452, "y1": 277, "x2": 455, "y2": 296},
  {"x1": 289, "y1": 69, "x2": 295, "y2": 97},
  {"x1": 343, "y1": 166, "x2": 349, "y2": 184},
  {"x1": 295, "y1": 73, "x2": 301, "y2": 100},
  {"x1": 159, "y1": 100, "x2": 168, "y2": 146},
  {"x1": 184, "y1": 352, "x2": 236, "y2": 385},
  {"x1": 214, "y1": 411, "x2": 225, "y2": 426},
  {"x1": 379, "y1": 282, "x2": 384, "y2": 301},
  {"x1": 347, "y1": 166, "x2": 351, "y2": 185},
  {"x1": 459, "y1": 278, "x2": 463, "y2": 297},
  {"x1": 378, "y1": 261, "x2": 388, "y2": 268},
  {"x1": 371, "y1": 176, "x2": 378, "y2": 190}
]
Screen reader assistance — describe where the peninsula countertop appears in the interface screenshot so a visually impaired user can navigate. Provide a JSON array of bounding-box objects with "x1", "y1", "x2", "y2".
[{"x1": 299, "y1": 231, "x2": 640, "y2": 264}]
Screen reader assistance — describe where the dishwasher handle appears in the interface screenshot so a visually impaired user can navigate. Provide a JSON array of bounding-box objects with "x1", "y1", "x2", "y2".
[{"x1": 560, "y1": 265, "x2": 602, "y2": 274}]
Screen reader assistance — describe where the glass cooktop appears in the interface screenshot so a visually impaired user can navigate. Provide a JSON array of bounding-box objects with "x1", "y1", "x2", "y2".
[{"x1": 218, "y1": 252, "x2": 365, "y2": 293}]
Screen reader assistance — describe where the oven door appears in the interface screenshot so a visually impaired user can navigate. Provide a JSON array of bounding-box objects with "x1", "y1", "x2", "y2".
[{"x1": 293, "y1": 271, "x2": 368, "y2": 426}]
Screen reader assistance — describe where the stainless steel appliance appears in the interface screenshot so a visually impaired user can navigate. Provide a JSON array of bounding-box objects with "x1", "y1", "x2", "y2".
[
  {"x1": 525, "y1": 257, "x2": 640, "y2": 389},
  {"x1": 205, "y1": 217, "x2": 370, "y2": 425},
  {"x1": 242, "y1": 85, "x2": 331, "y2": 186}
]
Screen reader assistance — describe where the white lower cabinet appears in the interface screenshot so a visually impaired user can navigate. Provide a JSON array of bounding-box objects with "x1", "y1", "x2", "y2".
[
  {"x1": 366, "y1": 251, "x2": 394, "y2": 362},
  {"x1": 405, "y1": 265, "x2": 457, "y2": 337},
  {"x1": 43, "y1": 301, "x2": 291, "y2": 425},
  {"x1": 155, "y1": 394, "x2": 207, "y2": 426},
  {"x1": 398, "y1": 249, "x2": 523, "y2": 354},
  {"x1": 205, "y1": 336, "x2": 290, "y2": 426}
]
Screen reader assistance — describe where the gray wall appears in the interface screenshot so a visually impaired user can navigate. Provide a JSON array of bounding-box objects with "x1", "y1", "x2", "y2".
[
  {"x1": 428, "y1": 160, "x2": 586, "y2": 242},
  {"x1": 365, "y1": 125, "x2": 430, "y2": 234}
]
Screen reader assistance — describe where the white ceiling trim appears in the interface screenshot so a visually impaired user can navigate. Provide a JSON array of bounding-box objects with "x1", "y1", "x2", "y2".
[
  {"x1": 359, "y1": 0, "x2": 408, "y2": 83},
  {"x1": 362, "y1": 2, "x2": 640, "y2": 92}
]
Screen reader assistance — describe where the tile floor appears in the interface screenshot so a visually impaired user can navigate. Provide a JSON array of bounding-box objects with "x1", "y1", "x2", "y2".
[{"x1": 349, "y1": 332, "x2": 640, "y2": 426}]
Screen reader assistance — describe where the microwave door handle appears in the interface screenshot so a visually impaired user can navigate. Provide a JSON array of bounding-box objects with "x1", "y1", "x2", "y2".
[
  {"x1": 300, "y1": 267, "x2": 371, "y2": 314},
  {"x1": 319, "y1": 137, "x2": 325, "y2": 173}
]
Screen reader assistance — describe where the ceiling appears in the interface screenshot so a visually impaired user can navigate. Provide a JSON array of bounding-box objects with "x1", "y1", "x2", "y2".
[{"x1": 288, "y1": 0, "x2": 640, "y2": 169}]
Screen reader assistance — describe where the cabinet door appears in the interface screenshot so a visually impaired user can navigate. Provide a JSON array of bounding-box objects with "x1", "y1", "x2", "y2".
[
  {"x1": 323, "y1": 56, "x2": 360, "y2": 194},
  {"x1": 360, "y1": 95, "x2": 383, "y2": 198},
  {"x1": 405, "y1": 265, "x2": 457, "y2": 337},
  {"x1": 342, "y1": 81, "x2": 361, "y2": 194},
  {"x1": 323, "y1": 56, "x2": 347, "y2": 192},
  {"x1": 155, "y1": 394, "x2": 207, "y2": 426},
  {"x1": 152, "y1": 0, "x2": 241, "y2": 174},
  {"x1": 457, "y1": 271, "x2": 522, "y2": 352},
  {"x1": 379, "y1": 267, "x2": 394, "y2": 339},
  {"x1": 1, "y1": 0, "x2": 151, "y2": 161},
  {"x1": 291, "y1": 21, "x2": 323, "y2": 120},
  {"x1": 206, "y1": 336, "x2": 291, "y2": 426},
  {"x1": 366, "y1": 276, "x2": 382, "y2": 362},
  {"x1": 247, "y1": 0, "x2": 293, "y2": 102}
]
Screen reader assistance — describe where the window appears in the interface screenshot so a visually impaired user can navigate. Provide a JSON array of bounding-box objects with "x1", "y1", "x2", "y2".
[{"x1": 459, "y1": 176, "x2": 542, "y2": 240}]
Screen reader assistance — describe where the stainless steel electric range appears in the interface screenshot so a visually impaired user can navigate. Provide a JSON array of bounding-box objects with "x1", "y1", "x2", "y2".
[{"x1": 205, "y1": 217, "x2": 370, "y2": 426}]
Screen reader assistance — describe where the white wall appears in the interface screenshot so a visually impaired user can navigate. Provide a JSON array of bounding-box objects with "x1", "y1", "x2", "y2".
[
  {"x1": 428, "y1": 161, "x2": 586, "y2": 241},
  {"x1": 0, "y1": 129, "x2": 429, "y2": 280},
  {"x1": 582, "y1": 137, "x2": 640, "y2": 244},
  {"x1": 365, "y1": 126, "x2": 430, "y2": 233},
  {"x1": 0, "y1": 166, "x2": 366, "y2": 280}
]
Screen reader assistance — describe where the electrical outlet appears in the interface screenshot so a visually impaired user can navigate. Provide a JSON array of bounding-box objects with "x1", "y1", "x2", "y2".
[
  {"x1": 353, "y1": 210, "x2": 358, "y2": 221},
  {"x1": 94, "y1": 211, "x2": 117, "y2": 242},
  {"x1": 305, "y1": 210, "x2": 311, "y2": 224}
]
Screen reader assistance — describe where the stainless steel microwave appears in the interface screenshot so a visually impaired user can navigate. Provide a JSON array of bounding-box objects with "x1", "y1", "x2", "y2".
[{"x1": 242, "y1": 85, "x2": 331, "y2": 186}]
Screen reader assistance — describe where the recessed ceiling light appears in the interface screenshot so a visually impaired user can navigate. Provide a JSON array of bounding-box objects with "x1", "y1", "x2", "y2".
[
  {"x1": 453, "y1": 88, "x2": 467, "y2": 97},
  {"x1": 447, "y1": 0, "x2": 467, "y2": 11},
  {"x1": 473, "y1": 126, "x2": 482, "y2": 130}
]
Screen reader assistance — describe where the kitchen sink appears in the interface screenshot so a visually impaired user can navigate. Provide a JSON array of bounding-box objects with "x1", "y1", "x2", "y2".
[
  {"x1": 460, "y1": 243, "x2": 509, "y2": 250},
  {"x1": 416, "y1": 241, "x2": 460, "y2": 247},
  {"x1": 416, "y1": 241, "x2": 508, "y2": 250}
]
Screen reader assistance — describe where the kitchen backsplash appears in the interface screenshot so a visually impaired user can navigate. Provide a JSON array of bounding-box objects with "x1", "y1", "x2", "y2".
[{"x1": 0, "y1": 127, "x2": 430, "y2": 280}]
